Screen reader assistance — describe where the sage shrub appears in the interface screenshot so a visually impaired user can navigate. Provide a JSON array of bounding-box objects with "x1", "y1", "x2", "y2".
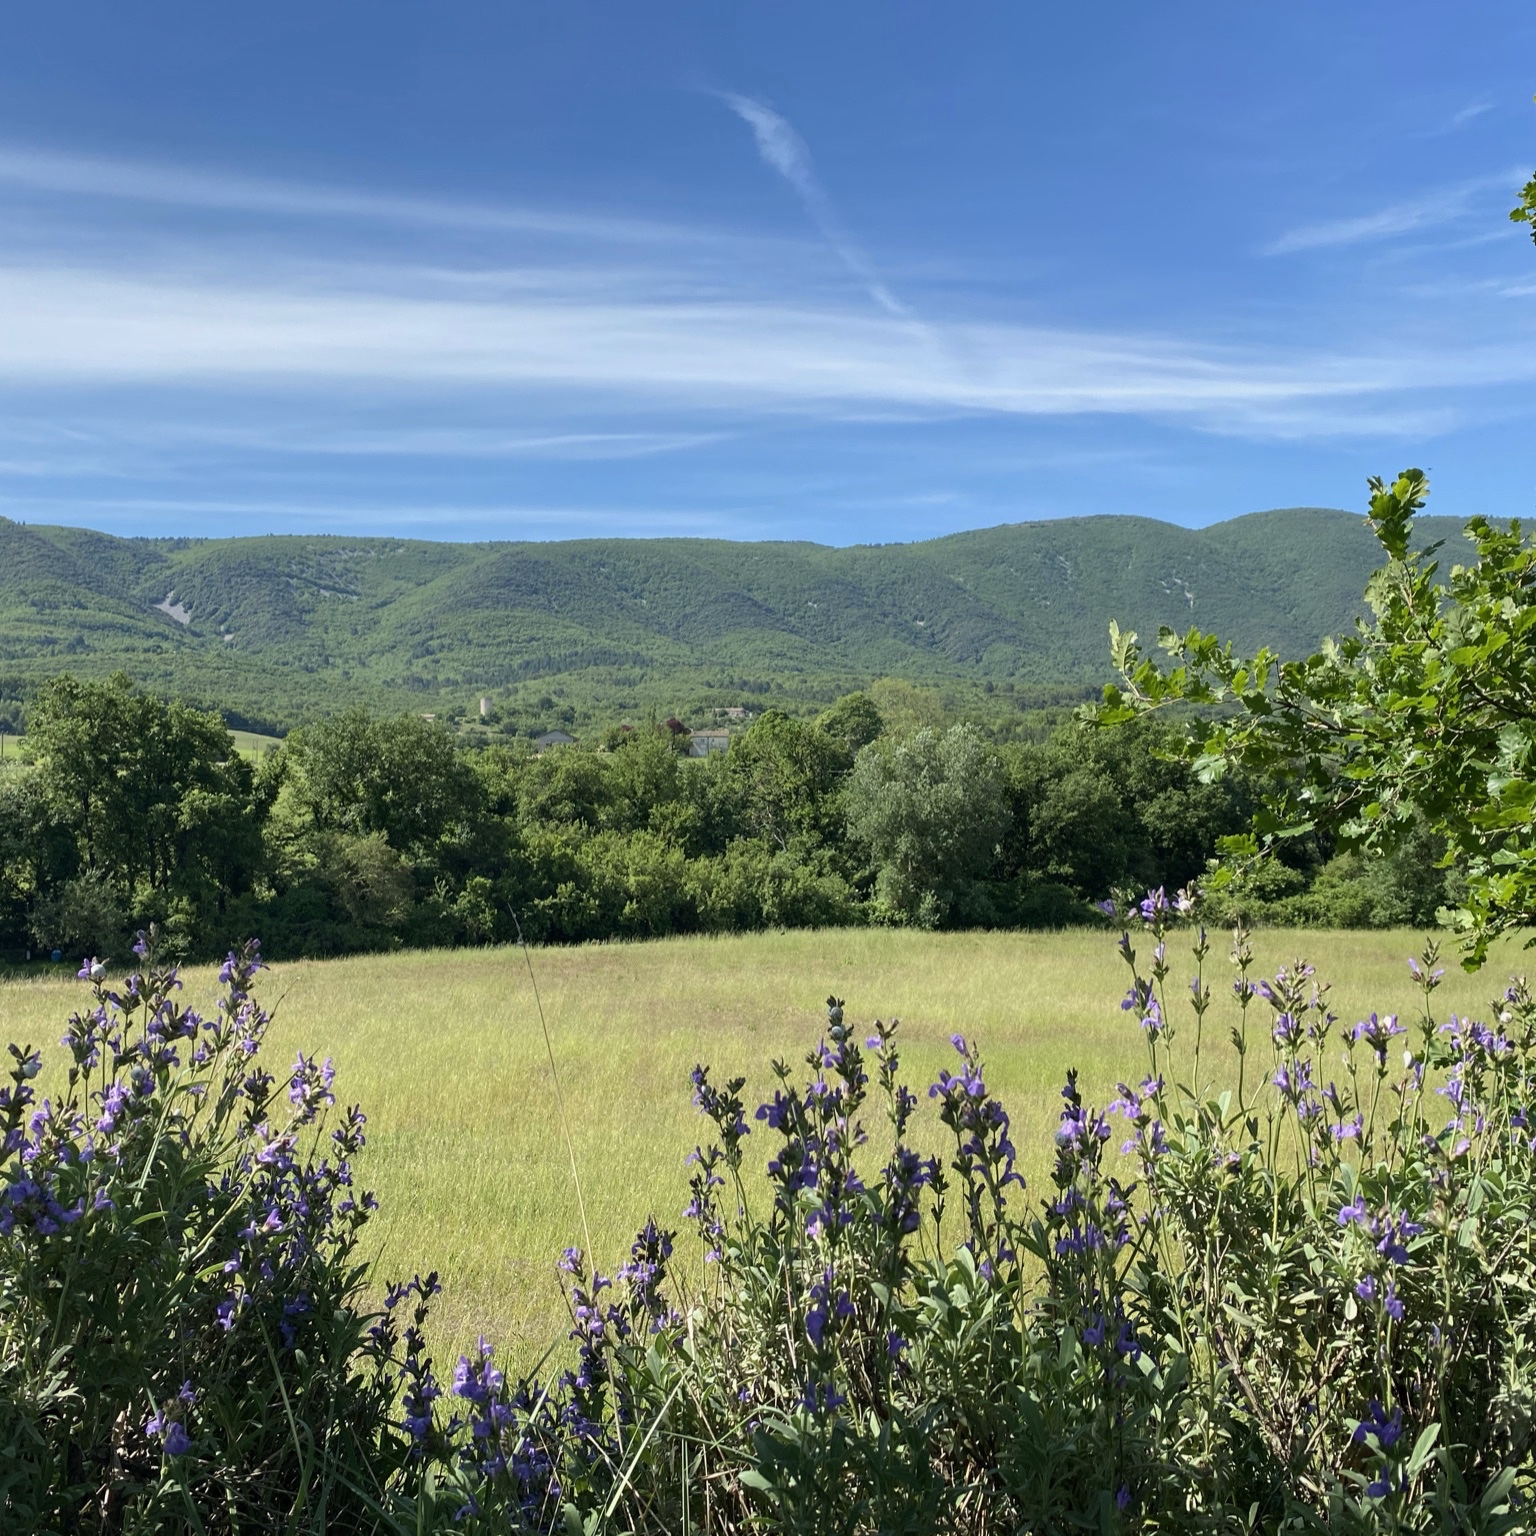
[{"x1": 0, "y1": 939, "x2": 404, "y2": 1530}]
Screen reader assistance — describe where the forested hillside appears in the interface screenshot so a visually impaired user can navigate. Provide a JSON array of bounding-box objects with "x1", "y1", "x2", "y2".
[{"x1": 0, "y1": 507, "x2": 1467, "y2": 731}]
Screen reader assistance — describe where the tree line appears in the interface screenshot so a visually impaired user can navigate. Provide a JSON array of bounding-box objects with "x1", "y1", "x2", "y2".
[{"x1": 0, "y1": 671, "x2": 1453, "y2": 962}]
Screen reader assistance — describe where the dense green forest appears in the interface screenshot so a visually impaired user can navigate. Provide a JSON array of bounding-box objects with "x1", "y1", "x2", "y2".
[
  {"x1": 0, "y1": 672, "x2": 1454, "y2": 962},
  {"x1": 0, "y1": 507, "x2": 1466, "y2": 734}
]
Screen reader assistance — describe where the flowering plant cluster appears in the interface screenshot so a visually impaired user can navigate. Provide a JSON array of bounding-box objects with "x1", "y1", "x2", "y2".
[
  {"x1": 0, "y1": 935, "x2": 406, "y2": 1532},
  {"x1": 8, "y1": 910, "x2": 1536, "y2": 1533},
  {"x1": 1093, "y1": 892, "x2": 1536, "y2": 1528}
]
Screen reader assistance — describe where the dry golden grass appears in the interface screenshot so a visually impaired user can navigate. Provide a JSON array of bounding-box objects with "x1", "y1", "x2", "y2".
[{"x1": 5, "y1": 927, "x2": 1523, "y2": 1372}]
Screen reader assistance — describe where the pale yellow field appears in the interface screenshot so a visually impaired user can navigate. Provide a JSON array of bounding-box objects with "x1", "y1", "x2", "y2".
[
  {"x1": 4, "y1": 928, "x2": 1523, "y2": 1373},
  {"x1": 229, "y1": 728, "x2": 283, "y2": 757}
]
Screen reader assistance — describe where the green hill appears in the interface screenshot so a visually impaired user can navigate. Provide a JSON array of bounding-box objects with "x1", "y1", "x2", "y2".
[{"x1": 0, "y1": 508, "x2": 1471, "y2": 731}]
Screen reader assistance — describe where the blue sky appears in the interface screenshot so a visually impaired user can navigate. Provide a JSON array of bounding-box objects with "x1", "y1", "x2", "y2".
[{"x1": 0, "y1": 1, "x2": 1533, "y2": 544}]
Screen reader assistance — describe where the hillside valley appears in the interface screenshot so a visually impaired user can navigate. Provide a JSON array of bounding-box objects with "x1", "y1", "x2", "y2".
[{"x1": 0, "y1": 507, "x2": 1468, "y2": 731}]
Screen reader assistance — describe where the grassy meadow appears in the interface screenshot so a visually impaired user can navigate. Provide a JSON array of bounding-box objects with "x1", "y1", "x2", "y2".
[
  {"x1": 5, "y1": 926, "x2": 1525, "y2": 1371},
  {"x1": 228, "y1": 727, "x2": 283, "y2": 757}
]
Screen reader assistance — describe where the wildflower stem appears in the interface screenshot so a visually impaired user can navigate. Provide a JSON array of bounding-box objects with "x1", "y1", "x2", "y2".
[{"x1": 509, "y1": 909, "x2": 594, "y2": 1280}]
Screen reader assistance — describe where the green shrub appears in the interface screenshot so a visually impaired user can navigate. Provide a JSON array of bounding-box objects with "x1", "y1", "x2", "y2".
[
  {"x1": 688, "y1": 837, "x2": 860, "y2": 932},
  {"x1": 27, "y1": 868, "x2": 128, "y2": 959},
  {"x1": 0, "y1": 939, "x2": 404, "y2": 1531}
]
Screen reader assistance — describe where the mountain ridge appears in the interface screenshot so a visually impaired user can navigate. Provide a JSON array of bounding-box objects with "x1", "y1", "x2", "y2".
[{"x1": 0, "y1": 507, "x2": 1472, "y2": 730}]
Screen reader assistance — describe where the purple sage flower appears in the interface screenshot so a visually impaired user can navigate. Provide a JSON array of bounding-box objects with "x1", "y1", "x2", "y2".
[
  {"x1": 1353, "y1": 1400, "x2": 1403, "y2": 1448},
  {"x1": 1337, "y1": 1195, "x2": 1369, "y2": 1227}
]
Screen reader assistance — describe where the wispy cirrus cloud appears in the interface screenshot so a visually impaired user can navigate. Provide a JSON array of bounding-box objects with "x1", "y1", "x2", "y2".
[
  {"x1": 0, "y1": 141, "x2": 767, "y2": 252},
  {"x1": 1263, "y1": 172, "x2": 1519, "y2": 255},
  {"x1": 152, "y1": 425, "x2": 726, "y2": 462},
  {"x1": 0, "y1": 419, "x2": 726, "y2": 470},
  {"x1": 0, "y1": 257, "x2": 1530, "y2": 439},
  {"x1": 1450, "y1": 100, "x2": 1495, "y2": 128},
  {"x1": 719, "y1": 94, "x2": 908, "y2": 317}
]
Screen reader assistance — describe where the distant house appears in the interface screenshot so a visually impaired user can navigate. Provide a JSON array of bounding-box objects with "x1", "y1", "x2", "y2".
[
  {"x1": 688, "y1": 729, "x2": 730, "y2": 757},
  {"x1": 534, "y1": 729, "x2": 577, "y2": 752},
  {"x1": 722, "y1": 706, "x2": 751, "y2": 720}
]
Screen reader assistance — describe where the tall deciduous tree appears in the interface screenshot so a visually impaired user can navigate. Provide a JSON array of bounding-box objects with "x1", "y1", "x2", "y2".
[
  {"x1": 1099, "y1": 470, "x2": 1536, "y2": 965},
  {"x1": 815, "y1": 692, "x2": 885, "y2": 759},
  {"x1": 25, "y1": 673, "x2": 263, "y2": 945},
  {"x1": 28, "y1": 674, "x2": 260, "y2": 896},
  {"x1": 724, "y1": 710, "x2": 847, "y2": 851},
  {"x1": 845, "y1": 723, "x2": 1008, "y2": 926},
  {"x1": 278, "y1": 707, "x2": 482, "y2": 855}
]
